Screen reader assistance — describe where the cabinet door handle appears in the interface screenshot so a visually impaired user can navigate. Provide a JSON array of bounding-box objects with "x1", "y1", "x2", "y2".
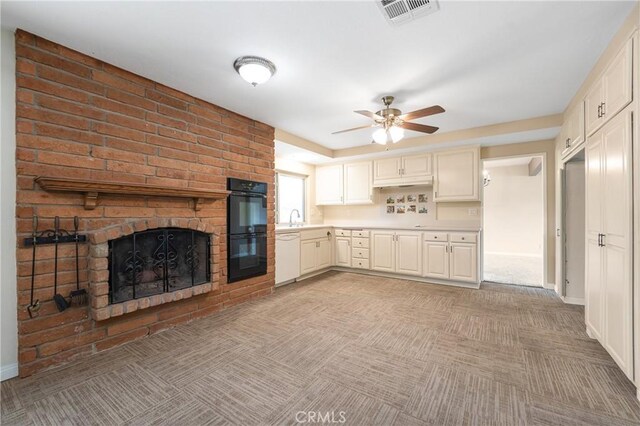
[
  {"x1": 600, "y1": 234, "x2": 605, "y2": 247},
  {"x1": 598, "y1": 233, "x2": 602, "y2": 247},
  {"x1": 597, "y1": 104, "x2": 602, "y2": 118},
  {"x1": 566, "y1": 138, "x2": 571, "y2": 149},
  {"x1": 600, "y1": 102, "x2": 606, "y2": 116}
]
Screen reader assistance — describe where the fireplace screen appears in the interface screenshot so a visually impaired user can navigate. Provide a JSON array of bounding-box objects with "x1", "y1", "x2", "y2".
[{"x1": 108, "y1": 228, "x2": 211, "y2": 304}]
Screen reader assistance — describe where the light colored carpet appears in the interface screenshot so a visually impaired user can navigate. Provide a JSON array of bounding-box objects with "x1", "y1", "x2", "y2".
[
  {"x1": 484, "y1": 253, "x2": 544, "y2": 287},
  {"x1": 2, "y1": 271, "x2": 639, "y2": 425}
]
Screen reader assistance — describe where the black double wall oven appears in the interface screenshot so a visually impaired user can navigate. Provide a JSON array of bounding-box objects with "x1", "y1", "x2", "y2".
[{"x1": 227, "y1": 178, "x2": 268, "y2": 283}]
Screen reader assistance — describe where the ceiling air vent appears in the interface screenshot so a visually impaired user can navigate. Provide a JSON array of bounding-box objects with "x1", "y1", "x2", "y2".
[{"x1": 378, "y1": 0, "x2": 439, "y2": 25}]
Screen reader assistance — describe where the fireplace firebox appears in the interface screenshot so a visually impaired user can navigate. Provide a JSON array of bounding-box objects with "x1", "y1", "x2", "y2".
[{"x1": 108, "y1": 228, "x2": 211, "y2": 304}]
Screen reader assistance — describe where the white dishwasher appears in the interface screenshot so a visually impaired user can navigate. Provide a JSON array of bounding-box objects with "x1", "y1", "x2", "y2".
[{"x1": 275, "y1": 232, "x2": 301, "y2": 286}]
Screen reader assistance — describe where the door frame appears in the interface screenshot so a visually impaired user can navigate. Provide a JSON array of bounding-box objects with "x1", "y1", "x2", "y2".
[{"x1": 481, "y1": 153, "x2": 548, "y2": 287}]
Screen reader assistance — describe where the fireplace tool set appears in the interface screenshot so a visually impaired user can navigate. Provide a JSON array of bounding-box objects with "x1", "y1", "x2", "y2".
[{"x1": 25, "y1": 215, "x2": 88, "y2": 318}]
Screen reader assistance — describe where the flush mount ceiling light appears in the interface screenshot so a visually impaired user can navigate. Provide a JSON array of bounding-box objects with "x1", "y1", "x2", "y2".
[{"x1": 233, "y1": 56, "x2": 276, "y2": 87}]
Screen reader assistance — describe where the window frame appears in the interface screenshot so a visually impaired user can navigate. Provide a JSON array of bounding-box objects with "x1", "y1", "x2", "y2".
[{"x1": 275, "y1": 171, "x2": 307, "y2": 225}]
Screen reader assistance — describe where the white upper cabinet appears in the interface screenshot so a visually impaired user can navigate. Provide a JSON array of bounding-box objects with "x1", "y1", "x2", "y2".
[
  {"x1": 343, "y1": 162, "x2": 373, "y2": 205},
  {"x1": 433, "y1": 147, "x2": 479, "y2": 202},
  {"x1": 373, "y1": 154, "x2": 432, "y2": 187},
  {"x1": 560, "y1": 101, "x2": 585, "y2": 159},
  {"x1": 373, "y1": 157, "x2": 402, "y2": 182},
  {"x1": 400, "y1": 154, "x2": 432, "y2": 184},
  {"x1": 585, "y1": 79, "x2": 604, "y2": 137},
  {"x1": 315, "y1": 164, "x2": 343, "y2": 205},
  {"x1": 585, "y1": 38, "x2": 633, "y2": 137},
  {"x1": 316, "y1": 162, "x2": 372, "y2": 205}
]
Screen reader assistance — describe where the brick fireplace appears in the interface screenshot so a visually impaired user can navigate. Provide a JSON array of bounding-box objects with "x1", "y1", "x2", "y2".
[{"x1": 15, "y1": 30, "x2": 275, "y2": 377}]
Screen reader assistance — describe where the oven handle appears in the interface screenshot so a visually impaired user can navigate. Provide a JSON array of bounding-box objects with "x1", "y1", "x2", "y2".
[
  {"x1": 230, "y1": 192, "x2": 267, "y2": 198},
  {"x1": 229, "y1": 233, "x2": 267, "y2": 240}
]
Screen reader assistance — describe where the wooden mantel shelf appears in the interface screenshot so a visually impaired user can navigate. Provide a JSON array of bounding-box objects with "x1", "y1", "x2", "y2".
[{"x1": 35, "y1": 177, "x2": 229, "y2": 210}]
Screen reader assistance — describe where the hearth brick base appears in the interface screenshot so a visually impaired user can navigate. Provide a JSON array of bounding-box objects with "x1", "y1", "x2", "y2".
[{"x1": 15, "y1": 29, "x2": 275, "y2": 377}]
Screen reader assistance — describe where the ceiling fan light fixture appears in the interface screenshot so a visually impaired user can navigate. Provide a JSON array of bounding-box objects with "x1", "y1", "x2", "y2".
[
  {"x1": 234, "y1": 56, "x2": 276, "y2": 87},
  {"x1": 372, "y1": 126, "x2": 404, "y2": 145},
  {"x1": 372, "y1": 128, "x2": 389, "y2": 145},
  {"x1": 389, "y1": 126, "x2": 404, "y2": 143}
]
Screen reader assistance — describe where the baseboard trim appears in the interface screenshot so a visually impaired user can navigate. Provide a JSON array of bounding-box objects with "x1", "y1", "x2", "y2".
[
  {"x1": 544, "y1": 282, "x2": 555, "y2": 290},
  {"x1": 562, "y1": 296, "x2": 585, "y2": 306},
  {"x1": 0, "y1": 363, "x2": 18, "y2": 381},
  {"x1": 331, "y1": 267, "x2": 480, "y2": 289}
]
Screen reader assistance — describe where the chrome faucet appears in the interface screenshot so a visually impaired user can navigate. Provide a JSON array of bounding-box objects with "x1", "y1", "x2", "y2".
[{"x1": 289, "y1": 209, "x2": 301, "y2": 227}]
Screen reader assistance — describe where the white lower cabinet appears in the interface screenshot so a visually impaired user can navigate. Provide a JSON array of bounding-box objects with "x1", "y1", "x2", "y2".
[
  {"x1": 335, "y1": 237, "x2": 351, "y2": 267},
  {"x1": 423, "y1": 241, "x2": 449, "y2": 279},
  {"x1": 300, "y1": 240, "x2": 318, "y2": 275},
  {"x1": 423, "y1": 233, "x2": 478, "y2": 283},
  {"x1": 371, "y1": 231, "x2": 422, "y2": 276},
  {"x1": 449, "y1": 243, "x2": 477, "y2": 282},
  {"x1": 371, "y1": 231, "x2": 395, "y2": 273},
  {"x1": 300, "y1": 229, "x2": 333, "y2": 275},
  {"x1": 317, "y1": 240, "x2": 332, "y2": 270},
  {"x1": 295, "y1": 227, "x2": 479, "y2": 286}
]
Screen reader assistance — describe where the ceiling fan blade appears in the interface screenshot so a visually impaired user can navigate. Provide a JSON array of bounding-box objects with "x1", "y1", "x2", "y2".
[
  {"x1": 354, "y1": 110, "x2": 384, "y2": 120},
  {"x1": 331, "y1": 124, "x2": 377, "y2": 135},
  {"x1": 398, "y1": 105, "x2": 445, "y2": 121},
  {"x1": 400, "y1": 122, "x2": 439, "y2": 134}
]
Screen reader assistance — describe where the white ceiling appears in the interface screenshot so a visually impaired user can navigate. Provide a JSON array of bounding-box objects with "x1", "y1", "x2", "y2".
[{"x1": 1, "y1": 1, "x2": 635, "y2": 150}]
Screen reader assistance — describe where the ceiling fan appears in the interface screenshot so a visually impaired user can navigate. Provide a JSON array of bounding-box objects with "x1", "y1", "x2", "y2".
[{"x1": 332, "y1": 96, "x2": 445, "y2": 145}]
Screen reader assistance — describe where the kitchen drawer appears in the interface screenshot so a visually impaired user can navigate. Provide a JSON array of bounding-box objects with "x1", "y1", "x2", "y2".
[
  {"x1": 424, "y1": 232, "x2": 448, "y2": 242},
  {"x1": 301, "y1": 228, "x2": 332, "y2": 241},
  {"x1": 351, "y1": 258, "x2": 370, "y2": 269},
  {"x1": 351, "y1": 230, "x2": 370, "y2": 238},
  {"x1": 335, "y1": 229, "x2": 351, "y2": 237},
  {"x1": 449, "y1": 233, "x2": 476, "y2": 243},
  {"x1": 352, "y1": 237, "x2": 370, "y2": 248},
  {"x1": 352, "y1": 247, "x2": 369, "y2": 259}
]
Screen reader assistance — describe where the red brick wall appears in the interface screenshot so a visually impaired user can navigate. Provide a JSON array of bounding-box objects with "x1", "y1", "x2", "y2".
[{"x1": 14, "y1": 30, "x2": 275, "y2": 377}]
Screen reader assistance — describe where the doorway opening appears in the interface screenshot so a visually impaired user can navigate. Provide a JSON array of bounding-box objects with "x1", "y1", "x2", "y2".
[
  {"x1": 560, "y1": 149, "x2": 585, "y2": 304},
  {"x1": 482, "y1": 155, "x2": 546, "y2": 287}
]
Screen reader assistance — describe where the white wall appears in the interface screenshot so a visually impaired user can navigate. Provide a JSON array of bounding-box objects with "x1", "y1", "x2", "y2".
[
  {"x1": 483, "y1": 164, "x2": 544, "y2": 256},
  {"x1": 275, "y1": 157, "x2": 324, "y2": 224},
  {"x1": 1, "y1": 29, "x2": 18, "y2": 380}
]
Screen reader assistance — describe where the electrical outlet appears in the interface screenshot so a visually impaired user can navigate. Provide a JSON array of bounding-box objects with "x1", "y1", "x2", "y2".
[{"x1": 468, "y1": 208, "x2": 478, "y2": 216}]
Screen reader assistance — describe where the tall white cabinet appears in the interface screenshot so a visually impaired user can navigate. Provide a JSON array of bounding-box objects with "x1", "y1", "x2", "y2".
[{"x1": 585, "y1": 109, "x2": 633, "y2": 378}]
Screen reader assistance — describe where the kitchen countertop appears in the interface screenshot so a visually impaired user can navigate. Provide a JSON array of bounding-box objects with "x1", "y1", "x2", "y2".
[{"x1": 276, "y1": 224, "x2": 482, "y2": 233}]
